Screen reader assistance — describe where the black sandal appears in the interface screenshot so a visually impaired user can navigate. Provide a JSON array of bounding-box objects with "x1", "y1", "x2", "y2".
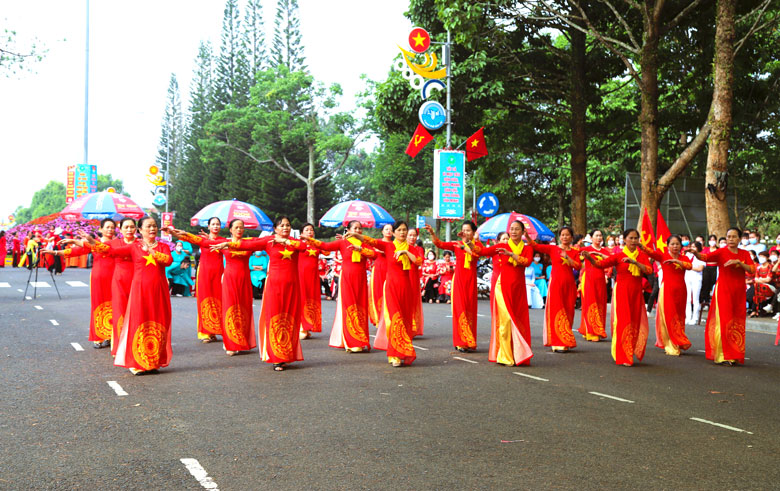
[{"x1": 273, "y1": 363, "x2": 285, "y2": 371}]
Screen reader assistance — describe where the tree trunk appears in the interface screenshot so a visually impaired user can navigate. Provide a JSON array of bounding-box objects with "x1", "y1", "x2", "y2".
[
  {"x1": 638, "y1": 20, "x2": 660, "y2": 232},
  {"x1": 705, "y1": 0, "x2": 735, "y2": 237},
  {"x1": 569, "y1": 23, "x2": 588, "y2": 235},
  {"x1": 306, "y1": 143, "x2": 315, "y2": 224}
]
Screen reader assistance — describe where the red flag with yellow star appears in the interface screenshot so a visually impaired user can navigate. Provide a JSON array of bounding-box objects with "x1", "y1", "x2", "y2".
[
  {"x1": 405, "y1": 124, "x2": 433, "y2": 158},
  {"x1": 465, "y1": 127, "x2": 488, "y2": 162},
  {"x1": 640, "y1": 207, "x2": 656, "y2": 250},
  {"x1": 655, "y1": 209, "x2": 671, "y2": 253}
]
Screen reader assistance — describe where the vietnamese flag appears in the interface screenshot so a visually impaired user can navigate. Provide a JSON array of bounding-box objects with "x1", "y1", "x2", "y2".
[
  {"x1": 655, "y1": 209, "x2": 671, "y2": 253},
  {"x1": 465, "y1": 127, "x2": 488, "y2": 162},
  {"x1": 405, "y1": 124, "x2": 433, "y2": 158},
  {"x1": 640, "y1": 207, "x2": 656, "y2": 250}
]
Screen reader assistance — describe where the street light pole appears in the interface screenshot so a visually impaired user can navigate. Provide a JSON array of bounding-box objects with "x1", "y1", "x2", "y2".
[
  {"x1": 83, "y1": 0, "x2": 90, "y2": 167},
  {"x1": 445, "y1": 29, "x2": 452, "y2": 241}
]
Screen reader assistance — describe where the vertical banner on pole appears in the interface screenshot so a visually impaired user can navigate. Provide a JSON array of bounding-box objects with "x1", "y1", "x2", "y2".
[
  {"x1": 66, "y1": 166, "x2": 76, "y2": 203},
  {"x1": 161, "y1": 212, "x2": 174, "y2": 241},
  {"x1": 433, "y1": 149, "x2": 465, "y2": 220}
]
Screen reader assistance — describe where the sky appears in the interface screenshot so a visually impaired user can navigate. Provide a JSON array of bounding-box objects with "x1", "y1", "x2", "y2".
[{"x1": 0, "y1": 0, "x2": 412, "y2": 223}]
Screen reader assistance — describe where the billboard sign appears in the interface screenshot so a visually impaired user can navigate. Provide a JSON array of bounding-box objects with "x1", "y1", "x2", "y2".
[{"x1": 433, "y1": 150, "x2": 465, "y2": 220}]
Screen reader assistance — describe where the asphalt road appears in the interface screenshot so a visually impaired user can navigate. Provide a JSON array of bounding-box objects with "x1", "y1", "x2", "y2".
[{"x1": 2, "y1": 266, "x2": 780, "y2": 490}]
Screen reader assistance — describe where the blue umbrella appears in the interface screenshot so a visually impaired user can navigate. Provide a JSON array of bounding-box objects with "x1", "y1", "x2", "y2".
[
  {"x1": 60, "y1": 191, "x2": 145, "y2": 220},
  {"x1": 190, "y1": 199, "x2": 273, "y2": 231},
  {"x1": 319, "y1": 199, "x2": 395, "y2": 228},
  {"x1": 476, "y1": 212, "x2": 555, "y2": 241}
]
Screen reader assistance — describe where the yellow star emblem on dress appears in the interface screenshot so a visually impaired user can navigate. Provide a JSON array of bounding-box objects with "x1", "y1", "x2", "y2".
[
  {"x1": 143, "y1": 253, "x2": 157, "y2": 266},
  {"x1": 307, "y1": 248, "x2": 317, "y2": 256},
  {"x1": 280, "y1": 248, "x2": 294, "y2": 260}
]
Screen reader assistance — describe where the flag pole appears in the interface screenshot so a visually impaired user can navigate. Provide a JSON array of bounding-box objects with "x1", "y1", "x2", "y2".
[{"x1": 445, "y1": 29, "x2": 452, "y2": 241}]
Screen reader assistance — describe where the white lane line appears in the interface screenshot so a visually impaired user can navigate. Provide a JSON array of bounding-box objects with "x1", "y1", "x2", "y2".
[
  {"x1": 25, "y1": 296, "x2": 32, "y2": 300},
  {"x1": 697, "y1": 349, "x2": 706, "y2": 353},
  {"x1": 17, "y1": 288, "x2": 24, "y2": 292},
  {"x1": 29, "y1": 281, "x2": 50, "y2": 288},
  {"x1": 34, "y1": 305, "x2": 43, "y2": 310},
  {"x1": 453, "y1": 356, "x2": 478, "y2": 364},
  {"x1": 180, "y1": 458, "x2": 219, "y2": 490},
  {"x1": 49, "y1": 319, "x2": 59, "y2": 326},
  {"x1": 589, "y1": 391, "x2": 635, "y2": 403},
  {"x1": 0, "y1": 282, "x2": 10, "y2": 287},
  {"x1": 690, "y1": 417, "x2": 753, "y2": 435},
  {"x1": 412, "y1": 344, "x2": 429, "y2": 351},
  {"x1": 107, "y1": 381, "x2": 128, "y2": 396},
  {"x1": 66, "y1": 280, "x2": 89, "y2": 287},
  {"x1": 71, "y1": 342, "x2": 84, "y2": 351},
  {"x1": 513, "y1": 372, "x2": 549, "y2": 382}
]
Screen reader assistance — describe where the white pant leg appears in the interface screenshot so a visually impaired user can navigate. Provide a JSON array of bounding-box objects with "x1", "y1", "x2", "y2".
[{"x1": 686, "y1": 276, "x2": 702, "y2": 323}]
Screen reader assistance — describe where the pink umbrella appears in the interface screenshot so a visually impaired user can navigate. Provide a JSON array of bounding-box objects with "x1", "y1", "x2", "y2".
[{"x1": 60, "y1": 192, "x2": 145, "y2": 221}]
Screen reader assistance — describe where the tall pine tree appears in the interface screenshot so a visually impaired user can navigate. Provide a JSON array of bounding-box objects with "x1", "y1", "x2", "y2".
[
  {"x1": 155, "y1": 73, "x2": 184, "y2": 209},
  {"x1": 171, "y1": 42, "x2": 214, "y2": 224},
  {"x1": 271, "y1": 0, "x2": 306, "y2": 72},
  {"x1": 213, "y1": 0, "x2": 251, "y2": 109},
  {"x1": 243, "y1": 0, "x2": 266, "y2": 82}
]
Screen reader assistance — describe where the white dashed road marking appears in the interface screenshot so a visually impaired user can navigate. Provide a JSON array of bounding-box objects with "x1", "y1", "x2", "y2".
[
  {"x1": 107, "y1": 381, "x2": 128, "y2": 396},
  {"x1": 690, "y1": 417, "x2": 753, "y2": 435},
  {"x1": 180, "y1": 458, "x2": 219, "y2": 490},
  {"x1": 0, "y1": 282, "x2": 10, "y2": 287},
  {"x1": 71, "y1": 342, "x2": 84, "y2": 351},
  {"x1": 29, "y1": 281, "x2": 50, "y2": 288},
  {"x1": 453, "y1": 356, "x2": 478, "y2": 364},
  {"x1": 588, "y1": 391, "x2": 635, "y2": 403},
  {"x1": 513, "y1": 372, "x2": 549, "y2": 382},
  {"x1": 49, "y1": 319, "x2": 59, "y2": 326},
  {"x1": 66, "y1": 281, "x2": 89, "y2": 287}
]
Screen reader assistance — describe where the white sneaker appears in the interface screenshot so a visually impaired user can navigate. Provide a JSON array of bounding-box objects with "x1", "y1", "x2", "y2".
[
  {"x1": 763, "y1": 304, "x2": 773, "y2": 313},
  {"x1": 773, "y1": 313, "x2": 780, "y2": 321}
]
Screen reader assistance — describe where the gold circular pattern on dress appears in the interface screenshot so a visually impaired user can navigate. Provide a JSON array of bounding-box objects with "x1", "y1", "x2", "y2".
[
  {"x1": 200, "y1": 297, "x2": 223, "y2": 334},
  {"x1": 303, "y1": 299, "x2": 320, "y2": 328},
  {"x1": 345, "y1": 304, "x2": 369, "y2": 343},
  {"x1": 586, "y1": 304, "x2": 605, "y2": 336},
  {"x1": 93, "y1": 301, "x2": 113, "y2": 340},
  {"x1": 132, "y1": 321, "x2": 165, "y2": 370},
  {"x1": 116, "y1": 315, "x2": 124, "y2": 337},
  {"x1": 224, "y1": 305, "x2": 248, "y2": 346},
  {"x1": 554, "y1": 309, "x2": 575, "y2": 345},
  {"x1": 270, "y1": 313, "x2": 294, "y2": 359},
  {"x1": 726, "y1": 320, "x2": 745, "y2": 353},
  {"x1": 457, "y1": 312, "x2": 476, "y2": 347},
  {"x1": 390, "y1": 312, "x2": 414, "y2": 355},
  {"x1": 622, "y1": 326, "x2": 636, "y2": 358}
]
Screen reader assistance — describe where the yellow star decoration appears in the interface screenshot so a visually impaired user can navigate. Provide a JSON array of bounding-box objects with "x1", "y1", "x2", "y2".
[
  {"x1": 143, "y1": 253, "x2": 157, "y2": 266},
  {"x1": 412, "y1": 32, "x2": 426, "y2": 47},
  {"x1": 307, "y1": 248, "x2": 317, "y2": 256},
  {"x1": 280, "y1": 248, "x2": 294, "y2": 260},
  {"x1": 471, "y1": 138, "x2": 480, "y2": 148}
]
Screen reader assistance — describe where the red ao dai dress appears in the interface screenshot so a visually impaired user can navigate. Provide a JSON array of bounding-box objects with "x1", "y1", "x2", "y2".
[
  {"x1": 230, "y1": 237, "x2": 307, "y2": 365},
  {"x1": 592, "y1": 248, "x2": 652, "y2": 366},
  {"x1": 480, "y1": 240, "x2": 535, "y2": 366},
  {"x1": 578, "y1": 246, "x2": 608, "y2": 341},
  {"x1": 532, "y1": 244, "x2": 582, "y2": 351},
  {"x1": 92, "y1": 241, "x2": 173, "y2": 371},
  {"x1": 431, "y1": 237, "x2": 482, "y2": 350},
  {"x1": 298, "y1": 242, "x2": 328, "y2": 334},
  {"x1": 700, "y1": 248, "x2": 755, "y2": 364},
  {"x1": 644, "y1": 248, "x2": 692, "y2": 355},
  {"x1": 63, "y1": 241, "x2": 116, "y2": 343},
  {"x1": 177, "y1": 233, "x2": 227, "y2": 340},
  {"x1": 307, "y1": 238, "x2": 375, "y2": 351}
]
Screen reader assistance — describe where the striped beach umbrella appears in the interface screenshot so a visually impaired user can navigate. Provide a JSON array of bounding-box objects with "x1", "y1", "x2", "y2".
[
  {"x1": 476, "y1": 212, "x2": 555, "y2": 241},
  {"x1": 189, "y1": 199, "x2": 273, "y2": 231},
  {"x1": 319, "y1": 199, "x2": 395, "y2": 228},
  {"x1": 60, "y1": 192, "x2": 145, "y2": 220}
]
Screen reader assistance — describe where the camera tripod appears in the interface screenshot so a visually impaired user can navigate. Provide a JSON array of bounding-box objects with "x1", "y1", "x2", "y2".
[{"x1": 21, "y1": 251, "x2": 62, "y2": 301}]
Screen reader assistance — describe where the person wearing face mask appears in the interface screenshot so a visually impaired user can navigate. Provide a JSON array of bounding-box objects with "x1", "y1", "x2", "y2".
[
  {"x1": 530, "y1": 252, "x2": 548, "y2": 303},
  {"x1": 739, "y1": 233, "x2": 750, "y2": 250},
  {"x1": 748, "y1": 251, "x2": 775, "y2": 318},
  {"x1": 689, "y1": 227, "x2": 755, "y2": 365},
  {"x1": 421, "y1": 250, "x2": 440, "y2": 304},
  {"x1": 640, "y1": 235, "x2": 693, "y2": 355},
  {"x1": 746, "y1": 231, "x2": 766, "y2": 254},
  {"x1": 578, "y1": 229, "x2": 609, "y2": 342},
  {"x1": 769, "y1": 234, "x2": 780, "y2": 255},
  {"x1": 166, "y1": 241, "x2": 189, "y2": 289}
]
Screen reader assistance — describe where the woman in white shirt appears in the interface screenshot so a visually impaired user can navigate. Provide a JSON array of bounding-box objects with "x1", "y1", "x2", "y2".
[{"x1": 685, "y1": 242, "x2": 706, "y2": 325}]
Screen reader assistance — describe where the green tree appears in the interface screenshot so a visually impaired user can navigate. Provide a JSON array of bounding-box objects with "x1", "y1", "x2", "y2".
[
  {"x1": 243, "y1": 0, "x2": 266, "y2": 77},
  {"x1": 271, "y1": 0, "x2": 306, "y2": 72},
  {"x1": 213, "y1": 0, "x2": 251, "y2": 109},
  {"x1": 155, "y1": 73, "x2": 184, "y2": 205},
  {"x1": 14, "y1": 181, "x2": 66, "y2": 223},
  {"x1": 1, "y1": 26, "x2": 45, "y2": 76},
  {"x1": 96, "y1": 174, "x2": 124, "y2": 194}
]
